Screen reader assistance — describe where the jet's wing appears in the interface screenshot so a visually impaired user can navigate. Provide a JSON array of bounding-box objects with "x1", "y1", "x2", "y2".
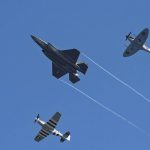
[
  {"x1": 123, "y1": 44, "x2": 140, "y2": 57},
  {"x1": 47, "y1": 112, "x2": 61, "y2": 130},
  {"x1": 52, "y1": 63, "x2": 67, "y2": 78},
  {"x1": 34, "y1": 129, "x2": 50, "y2": 142},
  {"x1": 60, "y1": 49, "x2": 80, "y2": 63},
  {"x1": 134, "y1": 28, "x2": 149, "y2": 46}
]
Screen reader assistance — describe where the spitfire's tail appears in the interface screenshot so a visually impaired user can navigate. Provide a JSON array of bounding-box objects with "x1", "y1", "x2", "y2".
[
  {"x1": 69, "y1": 73, "x2": 80, "y2": 84},
  {"x1": 144, "y1": 46, "x2": 150, "y2": 53},
  {"x1": 60, "y1": 131, "x2": 71, "y2": 143},
  {"x1": 77, "y1": 63, "x2": 88, "y2": 74}
]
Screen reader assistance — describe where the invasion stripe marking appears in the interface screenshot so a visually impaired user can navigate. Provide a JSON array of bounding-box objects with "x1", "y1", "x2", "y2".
[
  {"x1": 41, "y1": 129, "x2": 49, "y2": 135},
  {"x1": 47, "y1": 122, "x2": 55, "y2": 128},
  {"x1": 40, "y1": 131, "x2": 47, "y2": 137},
  {"x1": 48, "y1": 120, "x2": 57, "y2": 127},
  {"x1": 50, "y1": 120, "x2": 57, "y2": 125}
]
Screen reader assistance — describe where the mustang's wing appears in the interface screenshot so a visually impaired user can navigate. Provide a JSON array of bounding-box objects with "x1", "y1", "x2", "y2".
[
  {"x1": 47, "y1": 112, "x2": 61, "y2": 130},
  {"x1": 34, "y1": 129, "x2": 50, "y2": 142},
  {"x1": 123, "y1": 43, "x2": 140, "y2": 57},
  {"x1": 60, "y1": 49, "x2": 80, "y2": 63},
  {"x1": 52, "y1": 63, "x2": 67, "y2": 78},
  {"x1": 34, "y1": 112, "x2": 61, "y2": 142},
  {"x1": 134, "y1": 28, "x2": 149, "y2": 45}
]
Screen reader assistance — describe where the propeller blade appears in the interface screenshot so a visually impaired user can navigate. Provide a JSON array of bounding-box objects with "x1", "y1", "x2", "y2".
[
  {"x1": 125, "y1": 32, "x2": 131, "y2": 41},
  {"x1": 34, "y1": 114, "x2": 40, "y2": 123},
  {"x1": 37, "y1": 114, "x2": 40, "y2": 119}
]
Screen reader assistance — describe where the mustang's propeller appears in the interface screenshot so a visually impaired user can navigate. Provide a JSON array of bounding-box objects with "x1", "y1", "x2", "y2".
[
  {"x1": 126, "y1": 32, "x2": 131, "y2": 41},
  {"x1": 34, "y1": 114, "x2": 40, "y2": 123}
]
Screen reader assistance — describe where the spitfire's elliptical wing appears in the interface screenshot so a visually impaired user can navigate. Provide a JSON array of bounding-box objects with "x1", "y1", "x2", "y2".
[
  {"x1": 34, "y1": 129, "x2": 50, "y2": 142},
  {"x1": 52, "y1": 63, "x2": 67, "y2": 78},
  {"x1": 47, "y1": 112, "x2": 61, "y2": 130},
  {"x1": 60, "y1": 49, "x2": 80, "y2": 63},
  {"x1": 123, "y1": 44, "x2": 140, "y2": 57},
  {"x1": 134, "y1": 28, "x2": 149, "y2": 46}
]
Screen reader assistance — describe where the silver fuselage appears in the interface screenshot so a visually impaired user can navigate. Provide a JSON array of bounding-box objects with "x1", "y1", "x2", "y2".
[{"x1": 36, "y1": 118, "x2": 63, "y2": 137}]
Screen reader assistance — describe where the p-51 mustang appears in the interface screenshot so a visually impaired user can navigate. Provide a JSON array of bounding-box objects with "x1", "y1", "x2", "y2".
[
  {"x1": 123, "y1": 28, "x2": 150, "y2": 57},
  {"x1": 31, "y1": 35, "x2": 88, "y2": 83},
  {"x1": 34, "y1": 112, "x2": 71, "y2": 143}
]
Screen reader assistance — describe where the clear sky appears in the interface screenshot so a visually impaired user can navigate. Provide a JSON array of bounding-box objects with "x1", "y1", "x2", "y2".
[{"x1": 1, "y1": 0, "x2": 150, "y2": 149}]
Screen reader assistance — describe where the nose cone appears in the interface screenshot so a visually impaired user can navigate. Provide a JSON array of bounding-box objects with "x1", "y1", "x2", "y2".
[
  {"x1": 31, "y1": 35, "x2": 47, "y2": 49},
  {"x1": 31, "y1": 35, "x2": 37, "y2": 41},
  {"x1": 143, "y1": 28, "x2": 149, "y2": 33},
  {"x1": 123, "y1": 51, "x2": 129, "y2": 57}
]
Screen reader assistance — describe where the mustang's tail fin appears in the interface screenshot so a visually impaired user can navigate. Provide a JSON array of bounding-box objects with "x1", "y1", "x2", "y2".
[
  {"x1": 77, "y1": 63, "x2": 88, "y2": 74},
  {"x1": 60, "y1": 131, "x2": 71, "y2": 143}
]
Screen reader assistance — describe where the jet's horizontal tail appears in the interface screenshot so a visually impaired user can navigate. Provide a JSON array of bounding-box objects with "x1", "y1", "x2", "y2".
[
  {"x1": 60, "y1": 131, "x2": 71, "y2": 143},
  {"x1": 69, "y1": 73, "x2": 80, "y2": 84},
  {"x1": 77, "y1": 63, "x2": 88, "y2": 74}
]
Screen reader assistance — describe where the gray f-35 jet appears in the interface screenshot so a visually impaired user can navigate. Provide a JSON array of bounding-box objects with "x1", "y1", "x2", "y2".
[{"x1": 31, "y1": 35, "x2": 88, "y2": 83}]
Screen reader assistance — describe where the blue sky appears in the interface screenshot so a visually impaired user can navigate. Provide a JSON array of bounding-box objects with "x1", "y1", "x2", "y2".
[{"x1": 1, "y1": 0, "x2": 150, "y2": 149}]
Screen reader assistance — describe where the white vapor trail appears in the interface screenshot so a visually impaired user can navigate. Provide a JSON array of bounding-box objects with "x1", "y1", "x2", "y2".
[
  {"x1": 82, "y1": 53, "x2": 150, "y2": 103},
  {"x1": 60, "y1": 79, "x2": 150, "y2": 137}
]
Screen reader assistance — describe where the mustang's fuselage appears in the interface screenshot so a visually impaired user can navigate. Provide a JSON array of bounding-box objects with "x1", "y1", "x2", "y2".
[{"x1": 35, "y1": 117, "x2": 63, "y2": 137}]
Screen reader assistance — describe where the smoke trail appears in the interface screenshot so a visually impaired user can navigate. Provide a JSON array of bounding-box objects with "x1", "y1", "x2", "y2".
[
  {"x1": 82, "y1": 53, "x2": 150, "y2": 103},
  {"x1": 60, "y1": 79, "x2": 150, "y2": 137}
]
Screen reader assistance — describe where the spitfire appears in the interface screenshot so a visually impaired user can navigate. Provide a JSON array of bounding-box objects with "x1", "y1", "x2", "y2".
[
  {"x1": 31, "y1": 35, "x2": 88, "y2": 83},
  {"x1": 123, "y1": 28, "x2": 150, "y2": 57}
]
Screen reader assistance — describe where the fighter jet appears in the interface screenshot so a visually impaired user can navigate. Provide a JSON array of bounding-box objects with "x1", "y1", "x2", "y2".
[
  {"x1": 34, "y1": 112, "x2": 71, "y2": 143},
  {"x1": 31, "y1": 35, "x2": 88, "y2": 83},
  {"x1": 123, "y1": 28, "x2": 150, "y2": 57}
]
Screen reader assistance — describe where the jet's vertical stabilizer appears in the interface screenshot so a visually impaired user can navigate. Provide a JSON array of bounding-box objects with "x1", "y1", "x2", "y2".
[
  {"x1": 77, "y1": 63, "x2": 88, "y2": 74},
  {"x1": 69, "y1": 73, "x2": 80, "y2": 83}
]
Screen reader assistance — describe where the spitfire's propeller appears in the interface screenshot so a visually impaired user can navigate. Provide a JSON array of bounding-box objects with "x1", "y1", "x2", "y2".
[
  {"x1": 125, "y1": 32, "x2": 131, "y2": 41},
  {"x1": 34, "y1": 114, "x2": 40, "y2": 123}
]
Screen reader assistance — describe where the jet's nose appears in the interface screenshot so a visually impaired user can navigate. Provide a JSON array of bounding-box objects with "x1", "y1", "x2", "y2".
[
  {"x1": 31, "y1": 35, "x2": 47, "y2": 49},
  {"x1": 31, "y1": 35, "x2": 36, "y2": 41}
]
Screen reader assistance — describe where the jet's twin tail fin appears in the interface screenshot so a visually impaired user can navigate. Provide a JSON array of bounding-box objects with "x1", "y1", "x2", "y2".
[
  {"x1": 60, "y1": 131, "x2": 71, "y2": 143},
  {"x1": 77, "y1": 63, "x2": 88, "y2": 74},
  {"x1": 69, "y1": 73, "x2": 80, "y2": 84}
]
